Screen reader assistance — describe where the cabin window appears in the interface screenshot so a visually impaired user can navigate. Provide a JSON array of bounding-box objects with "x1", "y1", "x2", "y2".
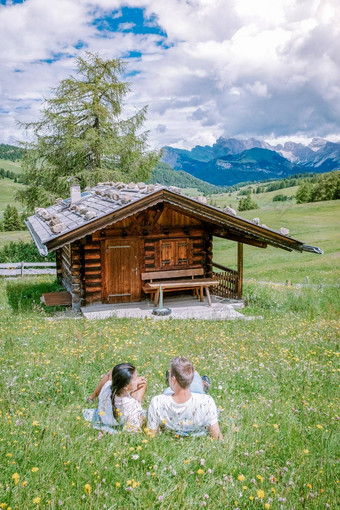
[{"x1": 160, "y1": 239, "x2": 189, "y2": 268}]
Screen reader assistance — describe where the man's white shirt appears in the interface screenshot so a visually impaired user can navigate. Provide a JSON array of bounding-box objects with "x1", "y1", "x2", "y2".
[{"x1": 148, "y1": 393, "x2": 218, "y2": 435}]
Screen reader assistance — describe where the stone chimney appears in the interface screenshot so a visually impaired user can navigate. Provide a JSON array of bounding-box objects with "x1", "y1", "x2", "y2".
[{"x1": 70, "y1": 185, "x2": 81, "y2": 204}]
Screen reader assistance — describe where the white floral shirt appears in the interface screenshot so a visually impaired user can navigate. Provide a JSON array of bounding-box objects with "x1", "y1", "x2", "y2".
[
  {"x1": 147, "y1": 393, "x2": 218, "y2": 435},
  {"x1": 98, "y1": 381, "x2": 144, "y2": 431}
]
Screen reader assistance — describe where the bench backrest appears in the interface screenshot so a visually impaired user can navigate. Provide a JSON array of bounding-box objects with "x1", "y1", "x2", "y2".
[{"x1": 141, "y1": 268, "x2": 204, "y2": 281}]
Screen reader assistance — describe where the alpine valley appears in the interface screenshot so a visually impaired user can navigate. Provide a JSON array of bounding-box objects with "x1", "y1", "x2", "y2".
[{"x1": 161, "y1": 137, "x2": 340, "y2": 186}]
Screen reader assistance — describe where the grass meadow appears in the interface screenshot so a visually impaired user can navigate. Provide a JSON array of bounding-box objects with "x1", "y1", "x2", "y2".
[{"x1": 0, "y1": 275, "x2": 339, "y2": 509}]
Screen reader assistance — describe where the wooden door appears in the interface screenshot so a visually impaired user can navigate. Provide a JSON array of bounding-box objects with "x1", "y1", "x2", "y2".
[{"x1": 104, "y1": 239, "x2": 141, "y2": 303}]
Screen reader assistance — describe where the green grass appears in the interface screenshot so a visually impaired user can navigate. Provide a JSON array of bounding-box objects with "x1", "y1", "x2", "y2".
[
  {"x1": 0, "y1": 231, "x2": 31, "y2": 248},
  {"x1": 0, "y1": 277, "x2": 339, "y2": 509},
  {"x1": 0, "y1": 178, "x2": 26, "y2": 218},
  {"x1": 0, "y1": 159, "x2": 21, "y2": 175},
  {"x1": 213, "y1": 200, "x2": 340, "y2": 284}
]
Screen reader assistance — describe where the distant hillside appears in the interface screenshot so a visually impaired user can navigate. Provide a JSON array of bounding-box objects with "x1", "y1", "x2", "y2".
[
  {"x1": 0, "y1": 143, "x2": 23, "y2": 161},
  {"x1": 162, "y1": 136, "x2": 340, "y2": 186},
  {"x1": 149, "y1": 162, "x2": 227, "y2": 193}
]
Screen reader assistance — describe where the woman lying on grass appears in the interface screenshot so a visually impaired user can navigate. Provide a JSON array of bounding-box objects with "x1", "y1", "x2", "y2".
[{"x1": 88, "y1": 363, "x2": 147, "y2": 432}]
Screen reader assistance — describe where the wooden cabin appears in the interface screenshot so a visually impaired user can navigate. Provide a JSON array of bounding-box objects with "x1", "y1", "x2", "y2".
[{"x1": 26, "y1": 183, "x2": 322, "y2": 309}]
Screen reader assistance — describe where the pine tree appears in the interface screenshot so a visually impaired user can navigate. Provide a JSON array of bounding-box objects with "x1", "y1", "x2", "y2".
[
  {"x1": 18, "y1": 52, "x2": 160, "y2": 210},
  {"x1": 2, "y1": 205, "x2": 23, "y2": 231}
]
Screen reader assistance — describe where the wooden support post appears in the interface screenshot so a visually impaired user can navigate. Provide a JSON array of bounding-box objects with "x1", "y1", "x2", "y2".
[{"x1": 237, "y1": 242, "x2": 243, "y2": 298}]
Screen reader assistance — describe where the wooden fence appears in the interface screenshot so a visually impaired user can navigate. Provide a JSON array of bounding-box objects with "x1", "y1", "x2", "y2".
[
  {"x1": 0, "y1": 262, "x2": 56, "y2": 277},
  {"x1": 211, "y1": 261, "x2": 239, "y2": 299}
]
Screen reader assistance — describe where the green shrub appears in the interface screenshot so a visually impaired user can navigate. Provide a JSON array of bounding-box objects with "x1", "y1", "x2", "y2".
[{"x1": 0, "y1": 240, "x2": 55, "y2": 263}]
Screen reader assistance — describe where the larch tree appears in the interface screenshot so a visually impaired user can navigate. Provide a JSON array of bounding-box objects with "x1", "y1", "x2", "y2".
[{"x1": 18, "y1": 52, "x2": 160, "y2": 210}]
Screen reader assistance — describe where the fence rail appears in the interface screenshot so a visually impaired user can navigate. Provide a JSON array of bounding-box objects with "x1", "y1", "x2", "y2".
[
  {"x1": 211, "y1": 261, "x2": 239, "y2": 299},
  {"x1": 0, "y1": 261, "x2": 56, "y2": 277}
]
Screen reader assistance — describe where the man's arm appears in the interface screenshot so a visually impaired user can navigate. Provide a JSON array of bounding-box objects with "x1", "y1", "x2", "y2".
[
  {"x1": 207, "y1": 422, "x2": 223, "y2": 440},
  {"x1": 88, "y1": 371, "x2": 111, "y2": 401}
]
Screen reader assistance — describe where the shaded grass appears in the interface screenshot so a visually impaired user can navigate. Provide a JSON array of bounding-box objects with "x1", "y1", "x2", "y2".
[{"x1": 4, "y1": 277, "x2": 65, "y2": 314}]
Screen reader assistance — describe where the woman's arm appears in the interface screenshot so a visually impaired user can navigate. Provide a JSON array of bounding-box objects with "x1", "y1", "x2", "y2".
[
  {"x1": 88, "y1": 371, "x2": 112, "y2": 401},
  {"x1": 130, "y1": 377, "x2": 147, "y2": 402}
]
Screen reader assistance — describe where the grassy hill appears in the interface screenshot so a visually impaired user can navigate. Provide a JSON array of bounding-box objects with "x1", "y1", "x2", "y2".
[{"x1": 212, "y1": 199, "x2": 340, "y2": 284}]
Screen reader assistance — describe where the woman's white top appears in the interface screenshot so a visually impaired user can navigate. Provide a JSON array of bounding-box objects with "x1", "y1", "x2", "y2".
[{"x1": 98, "y1": 380, "x2": 144, "y2": 431}]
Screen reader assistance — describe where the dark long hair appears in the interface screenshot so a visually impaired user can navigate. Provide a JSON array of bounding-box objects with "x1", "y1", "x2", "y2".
[{"x1": 110, "y1": 363, "x2": 136, "y2": 420}]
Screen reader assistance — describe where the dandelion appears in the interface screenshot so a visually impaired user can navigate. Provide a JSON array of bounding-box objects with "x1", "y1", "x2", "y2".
[
  {"x1": 31, "y1": 467, "x2": 39, "y2": 473},
  {"x1": 273, "y1": 424, "x2": 279, "y2": 429},
  {"x1": 265, "y1": 504, "x2": 271, "y2": 509},
  {"x1": 316, "y1": 424, "x2": 323, "y2": 429},
  {"x1": 33, "y1": 497, "x2": 41, "y2": 504},
  {"x1": 197, "y1": 469, "x2": 204, "y2": 475},
  {"x1": 116, "y1": 482, "x2": 121, "y2": 488},
  {"x1": 253, "y1": 424, "x2": 258, "y2": 429},
  {"x1": 237, "y1": 474, "x2": 245, "y2": 482},
  {"x1": 11, "y1": 473, "x2": 19, "y2": 485},
  {"x1": 84, "y1": 484, "x2": 92, "y2": 495},
  {"x1": 257, "y1": 475, "x2": 264, "y2": 483},
  {"x1": 303, "y1": 449, "x2": 309, "y2": 454},
  {"x1": 243, "y1": 486, "x2": 248, "y2": 491},
  {"x1": 32, "y1": 421, "x2": 39, "y2": 426},
  {"x1": 257, "y1": 489, "x2": 265, "y2": 499},
  {"x1": 22, "y1": 481, "x2": 28, "y2": 487}
]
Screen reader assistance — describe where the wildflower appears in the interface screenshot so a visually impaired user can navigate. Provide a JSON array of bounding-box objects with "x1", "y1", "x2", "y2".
[
  {"x1": 11, "y1": 473, "x2": 19, "y2": 485},
  {"x1": 22, "y1": 481, "x2": 28, "y2": 487},
  {"x1": 265, "y1": 504, "x2": 271, "y2": 509},
  {"x1": 273, "y1": 424, "x2": 279, "y2": 429},
  {"x1": 197, "y1": 469, "x2": 204, "y2": 475},
  {"x1": 203, "y1": 494, "x2": 209, "y2": 499},
  {"x1": 303, "y1": 449, "x2": 309, "y2": 454},
  {"x1": 116, "y1": 483, "x2": 121, "y2": 488},
  {"x1": 158, "y1": 496, "x2": 164, "y2": 501},
  {"x1": 31, "y1": 467, "x2": 39, "y2": 473},
  {"x1": 200, "y1": 459, "x2": 205, "y2": 465},
  {"x1": 257, "y1": 489, "x2": 265, "y2": 499},
  {"x1": 0, "y1": 504, "x2": 7, "y2": 509},
  {"x1": 253, "y1": 424, "x2": 258, "y2": 429},
  {"x1": 243, "y1": 486, "x2": 248, "y2": 490},
  {"x1": 237, "y1": 474, "x2": 245, "y2": 482},
  {"x1": 32, "y1": 421, "x2": 39, "y2": 426},
  {"x1": 84, "y1": 484, "x2": 92, "y2": 495},
  {"x1": 257, "y1": 475, "x2": 264, "y2": 483},
  {"x1": 316, "y1": 424, "x2": 323, "y2": 429},
  {"x1": 33, "y1": 498, "x2": 41, "y2": 504},
  {"x1": 132, "y1": 455, "x2": 139, "y2": 460}
]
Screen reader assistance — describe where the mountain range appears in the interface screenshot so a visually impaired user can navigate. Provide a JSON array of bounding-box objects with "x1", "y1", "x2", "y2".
[{"x1": 161, "y1": 137, "x2": 340, "y2": 186}]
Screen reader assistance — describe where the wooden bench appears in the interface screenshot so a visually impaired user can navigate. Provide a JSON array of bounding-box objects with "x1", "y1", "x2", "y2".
[
  {"x1": 141, "y1": 268, "x2": 218, "y2": 307},
  {"x1": 40, "y1": 291, "x2": 72, "y2": 306}
]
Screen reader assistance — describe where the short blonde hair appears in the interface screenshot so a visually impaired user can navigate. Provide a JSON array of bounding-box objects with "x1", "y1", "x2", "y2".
[{"x1": 170, "y1": 357, "x2": 194, "y2": 389}]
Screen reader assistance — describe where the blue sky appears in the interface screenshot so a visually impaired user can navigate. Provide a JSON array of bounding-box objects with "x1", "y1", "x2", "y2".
[{"x1": 0, "y1": 0, "x2": 339, "y2": 149}]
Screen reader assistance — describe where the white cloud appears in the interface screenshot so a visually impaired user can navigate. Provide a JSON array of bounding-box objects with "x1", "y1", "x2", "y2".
[{"x1": 0, "y1": 0, "x2": 339, "y2": 149}]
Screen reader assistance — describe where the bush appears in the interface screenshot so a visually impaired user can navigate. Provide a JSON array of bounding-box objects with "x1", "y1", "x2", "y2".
[
  {"x1": 238, "y1": 192, "x2": 258, "y2": 211},
  {"x1": 0, "y1": 241, "x2": 55, "y2": 263}
]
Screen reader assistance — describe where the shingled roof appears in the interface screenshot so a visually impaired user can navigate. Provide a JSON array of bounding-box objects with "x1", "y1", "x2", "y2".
[{"x1": 26, "y1": 181, "x2": 323, "y2": 256}]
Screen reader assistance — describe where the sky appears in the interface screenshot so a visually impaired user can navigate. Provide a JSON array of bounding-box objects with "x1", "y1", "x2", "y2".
[{"x1": 0, "y1": 0, "x2": 339, "y2": 150}]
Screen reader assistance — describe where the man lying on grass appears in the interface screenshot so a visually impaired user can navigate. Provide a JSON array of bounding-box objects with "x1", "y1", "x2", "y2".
[{"x1": 147, "y1": 357, "x2": 223, "y2": 440}]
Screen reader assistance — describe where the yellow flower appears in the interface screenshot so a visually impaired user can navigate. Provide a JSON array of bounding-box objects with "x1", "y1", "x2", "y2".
[
  {"x1": 197, "y1": 469, "x2": 204, "y2": 475},
  {"x1": 257, "y1": 489, "x2": 265, "y2": 499},
  {"x1": 273, "y1": 424, "x2": 279, "y2": 429},
  {"x1": 316, "y1": 424, "x2": 323, "y2": 429},
  {"x1": 84, "y1": 484, "x2": 92, "y2": 495},
  {"x1": 303, "y1": 449, "x2": 309, "y2": 454},
  {"x1": 31, "y1": 467, "x2": 39, "y2": 473},
  {"x1": 257, "y1": 475, "x2": 264, "y2": 483},
  {"x1": 253, "y1": 424, "x2": 258, "y2": 429},
  {"x1": 116, "y1": 482, "x2": 121, "y2": 488},
  {"x1": 32, "y1": 421, "x2": 39, "y2": 426},
  {"x1": 249, "y1": 496, "x2": 254, "y2": 501},
  {"x1": 22, "y1": 481, "x2": 28, "y2": 487},
  {"x1": 265, "y1": 504, "x2": 271, "y2": 509},
  {"x1": 243, "y1": 486, "x2": 248, "y2": 490},
  {"x1": 33, "y1": 498, "x2": 41, "y2": 504},
  {"x1": 237, "y1": 474, "x2": 245, "y2": 481},
  {"x1": 0, "y1": 504, "x2": 7, "y2": 509},
  {"x1": 11, "y1": 473, "x2": 19, "y2": 485},
  {"x1": 184, "y1": 459, "x2": 190, "y2": 464}
]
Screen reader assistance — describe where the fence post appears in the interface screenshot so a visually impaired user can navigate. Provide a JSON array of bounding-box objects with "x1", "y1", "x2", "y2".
[{"x1": 21, "y1": 261, "x2": 24, "y2": 277}]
